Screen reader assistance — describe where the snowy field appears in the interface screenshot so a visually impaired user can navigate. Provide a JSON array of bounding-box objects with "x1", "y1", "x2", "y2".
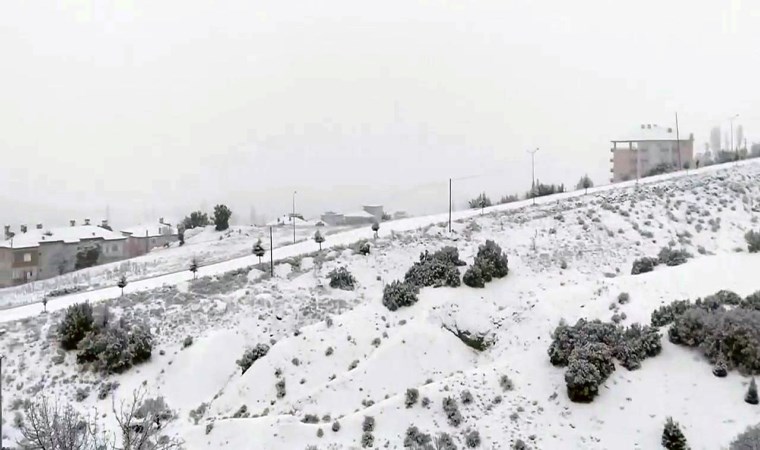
[{"x1": 1, "y1": 160, "x2": 760, "y2": 449}]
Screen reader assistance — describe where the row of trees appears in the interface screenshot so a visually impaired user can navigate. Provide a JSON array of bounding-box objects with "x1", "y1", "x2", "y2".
[
  {"x1": 181, "y1": 204, "x2": 232, "y2": 232},
  {"x1": 468, "y1": 175, "x2": 594, "y2": 210}
]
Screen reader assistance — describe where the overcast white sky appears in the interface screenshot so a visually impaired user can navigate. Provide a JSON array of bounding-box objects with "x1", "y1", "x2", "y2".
[{"x1": 1, "y1": 0, "x2": 758, "y2": 227}]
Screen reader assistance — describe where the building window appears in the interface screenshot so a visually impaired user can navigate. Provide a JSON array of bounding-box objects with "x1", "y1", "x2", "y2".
[
  {"x1": 112, "y1": 244, "x2": 118, "y2": 253},
  {"x1": 23, "y1": 253, "x2": 31, "y2": 262}
]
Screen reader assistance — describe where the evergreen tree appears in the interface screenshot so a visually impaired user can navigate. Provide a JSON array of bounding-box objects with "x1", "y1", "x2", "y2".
[
  {"x1": 183, "y1": 211, "x2": 210, "y2": 230},
  {"x1": 746, "y1": 378, "x2": 759, "y2": 405},
  {"x1": 117, "y1": 275, "x2": 128, "y2": 297},
  {"x1": 189, "y1": 258, "x2": 199, "y2": 279},
  {"x1": 213, "y1": 204, "x2": 232, "y2": 231},
  {"x1": 576, "y1": 174, "x2": 594, "y2": 194},
  {"x1": 662, "y1": 417, "x2": 689, "y2": 450},
  {"x1": 371, "y1": 221, "x2": 380, "y2": 238},
  {"x1": 42, "y1": 296, "x2": 48, "y2": 313},
  {"x1": 252, "y1": 239, "x2": 266, "y2": 264},
  {"x1": 314, "y1": 230, "x2": 325, "y2": 251}
]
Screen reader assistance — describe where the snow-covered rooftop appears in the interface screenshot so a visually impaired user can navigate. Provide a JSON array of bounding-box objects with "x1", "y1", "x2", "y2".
[
  {"x1": 0, "y1": 225, "x2": 127, "y2": 249},
  {"x1": 120, "y1": 224, "x2": 178, "y2": 238},
  {"x1": 612, "y1": 124, "x2": 688, "y2": 142},
  {"x1": 344, "y1": 210, "x2": 376, "y2": 218}
]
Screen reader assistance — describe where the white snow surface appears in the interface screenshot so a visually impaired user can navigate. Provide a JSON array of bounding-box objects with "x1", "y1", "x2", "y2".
[{"x1": 1, "y1": 160, "x2": 760, "y2": 449}]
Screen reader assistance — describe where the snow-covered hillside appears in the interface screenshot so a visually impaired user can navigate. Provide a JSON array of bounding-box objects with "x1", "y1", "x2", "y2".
[{"x1": 2, "y1": 161, "x2": 760, "y2": 450}]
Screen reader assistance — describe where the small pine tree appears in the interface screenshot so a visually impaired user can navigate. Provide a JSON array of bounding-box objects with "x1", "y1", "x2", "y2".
[
  {"x1": 252, "y1": 239, "x2": 266, "y2": 264},
  {"x1": 662, "y1": 417, "x2": 689, "y2": 450},
  {"x1": 314, "y1": 230, "x2": 325, "y2": 251},
  {"x1": 117, "y1": 275, "x2": 128, "y2": 297},
  {"x1": 371, "y1": 221, "x2": 380, "y2": 238},
  {"x1": 178, "y1": 227, "x2": 185, "y2": 246},
  {"x1": 189, "y1": 258, "x2": 199, "y2": 279},
  {"x1": 746, "y1": 378, "x2": 759, "y2": 405},
  {"x1": 42, "y1": 297, "x2": 48, "y2": 313}
]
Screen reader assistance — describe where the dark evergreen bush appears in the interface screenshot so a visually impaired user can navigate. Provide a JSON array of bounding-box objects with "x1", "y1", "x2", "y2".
[
  {"x1": 746, "y1": 230, "x2": 760, "y2": 253},
  {"x1": 236, "y1": 344, "x2": 270, "y2": 374},
  {"x1": 404, "y1": 247, "x2": 464, "y2": 289},
  {"x1": 404, "y1": 388, "x2": 419, "y2": 408},
  {"x1": 658, "y1": 246, "x2": 692, "y2": 267},
  {"x1": 328, "y1": 267, "x2": 356, "y2": 290},
  {"x1": 76, "y1": 322, "x2": 152, "y2": 373},
  {"x1": 362, "y1": 416, "x2": 375, "y2": 432},
  {"x1": 359, "y1": 242, "x2": 371, "y2": 256},
  {"x1": 713, "y1": 355, "x2": 728, "y2": 377},
  {"x1": 441, "y1": 397, "x2": 463, "y2": 427},
  {"x1": 662, "y1": 417, "x2": 689, "y2": 450},
  {"x1": 463, "y1": 240, "x2": 508, "y2": 288},
  {"x1": 403, "y1": 425, "x2": 432, "y2": 447},
  {"x1": 651, "y1": 300, "x2": 693, "y2": 327},
  {"x1": 465, "y1": 430, "x2": 481, "y2": 448},
  {"x1": 730, "y1": 424, "x2": 760, "y2": 449},
  {"x1": 58, "y1": 303, "x2": 94, "y2": 350},
  {"x1": 631, "y1": 256, "x2": 659, "y2": 275},
  {"x1": 382, "y1": 281, "x2": 419, "y2": 311}
]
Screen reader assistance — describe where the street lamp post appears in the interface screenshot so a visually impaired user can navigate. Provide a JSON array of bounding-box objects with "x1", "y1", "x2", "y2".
[{"x1": 292, "y1": 191, "x2": 297, "y2": 244}]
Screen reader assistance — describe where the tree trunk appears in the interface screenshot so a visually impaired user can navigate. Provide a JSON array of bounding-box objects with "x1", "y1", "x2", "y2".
[{"x1": 319, "y1": 243, "x2": 322, "y2": 251}]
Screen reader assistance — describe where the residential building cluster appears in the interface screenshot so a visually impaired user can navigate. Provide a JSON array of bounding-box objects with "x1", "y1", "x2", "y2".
[{"x1": 0, "y1": 218, "x2": 177, "y2": 288}]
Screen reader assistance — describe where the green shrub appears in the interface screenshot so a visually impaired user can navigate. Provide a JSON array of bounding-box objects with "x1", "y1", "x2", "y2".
[
  {"x1": 658, "y1": 246, "x2": 692, "y2": 267},
  {"x1": 631, "y1": 256, "x2": 659, "y2": 275},
  {"x1": 328, "y1": 267, "x2": 356, "y2": 290},
  {"x1": 58, "y1": 303, "x2": 94, "y2": 350},
  {"x1": 463, "y1": 240, "x2": 508, "y2": 288},
  {"x1": 746, "y1": 230, "x2": 760, "y2": 253},
  {"x1": 236, "y1": 344, "x2": 270, "y2": 375},
  {"x1": 382, "y1": 281, "x2": 419, "y2": 311},
  {"x1": 662, "y1": 417, "x2": 689, "y2": 450}
]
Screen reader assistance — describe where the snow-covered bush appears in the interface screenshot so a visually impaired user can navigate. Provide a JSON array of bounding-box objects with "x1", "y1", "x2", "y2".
[
  {"x1": 328, "y1": 267, "x2": 356, "y2": 290},
  {"x1": 403, "y1": 425, "x2": 432, "y2": 447},
  {"x1": 550, "y1": 319, "x2": 661, "y2": 401},
  {"x1": 548, "y1": 319, "x2": 619, "y2": 367},
  {"x1": 382, "y1": 281, "x2": 419, "y2": 311},
  {"x1": 713, "y1": 356, "x2": 728, "y2": 377},
  {"x1": 630, "y1": 256, "x2": 659, "y2": 275},
  {"x1": 362, "y1": 416, "x2": 375, "y2": 432},
  {"x1": 435, "y1": 433, "x2": 457, "y2": 450},
  {"x1": 359, "y1": 242, "x2": 371, "y2": 256},
  {"x1": 182, "y1": 336, "x2": 193, "y2": 348},
  {"x1": 730, "y1": 424, "x2": 760, "y2": 449},
  {"x1": 662, "y1": 417, "x2": 689, "y2": 450},
  {"x1": 236, "y1": 344, "x2": 270, "y2": 375},
  {"x1": 617, "y1": 292, "x2": 630, "y2": 304},
  {"x1": 441, "y1": 397, "x2": 463, "y2": 427},
  {"x1": 361, "y1": 432, "x2": 374, "y2": 448},
  {"x1": 76, "y1": 322, "x2": 152, "y2": 374},
  {"x1": 746, "y1": 230, "x2": 760, "y2": 253},
  {"x1": 58, "y1": 302, "x2": 94, "y2": 350},
  {"x1": 658, "y1": 246, "x2": 692, "y2": 267},
  {"x1": 404, "y1": 247, "x2": 464, "y2": 289},
  {"x1": 460, "y1": 390, "x2": 473, "y2": 405},
  {"x1": 663, "y1": 302, "x2": 760, "y2": 374},
  {"x1": 405, "y1": 388, "x2": 419, "y2": 408},
  {"x1": 463, "y1": 240, "x2": 509, "y2": 288},
  {"x1": 275, "y1": 379, "x2": 286, "y2": 399},
  {"x1": 651, "y1": 300, "x2": 693, "y2": 327},
  {"x1": 499, "y1": 375, "x2": 514, "y2": 391},
  {"x1": 465, "y1": 430, "x2": 481, "y2": 448}
]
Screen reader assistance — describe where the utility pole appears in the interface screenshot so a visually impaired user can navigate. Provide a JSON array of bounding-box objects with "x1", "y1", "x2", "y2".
[
  {"x1": 675, "y1": 112, "x2": 682, "y2": 170},
  {"x1": 527, "y1": 148, "x2": 539, "y2": 205},
  {"x1": 269, "y1": 226, "x2": 274, "y2": 276},
  {"x1": 292, "y1": 191, "x2": 297, "y2": 244},
  {"x1": 448, "y1": 178, "x2": 452, "y2": 233}
]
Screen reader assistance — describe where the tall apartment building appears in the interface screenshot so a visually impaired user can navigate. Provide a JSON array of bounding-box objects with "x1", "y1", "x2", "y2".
[{"x1": 610, "y1": 124, "x2": 694, "y2": 183}]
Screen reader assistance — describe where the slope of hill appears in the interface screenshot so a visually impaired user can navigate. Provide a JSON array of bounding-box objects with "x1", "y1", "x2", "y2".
[{"x1": 2, "y1": 161, "x2": 760, "y2": 450}]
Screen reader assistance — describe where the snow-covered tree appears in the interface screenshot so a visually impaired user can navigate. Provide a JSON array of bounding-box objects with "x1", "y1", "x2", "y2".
[
  {"x1": 314, "y1": 230, "x2": 325, "y2": 250},
  {"x1": 117, "y1": 275, "x2": 128, "y2": 297},
  {"x1": 576, "y1": 174, "x2": 593, "y2": 194},
  {"x1": 213, "y1": 204, "x2": 232, "y2": 231},
  {"x1": 252, "y1": 238, "x2": 266, "y2": 263},
  {"x1": 746, "y1": 378, "x2": 758, "y2": 405},
  {"x1": 662, "y1": 417, "x2": 689, "y2": 450}
]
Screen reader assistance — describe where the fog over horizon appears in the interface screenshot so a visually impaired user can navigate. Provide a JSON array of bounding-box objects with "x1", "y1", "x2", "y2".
[{"x1": 2, "y1": 0, "x2": 759, "y2": 229}]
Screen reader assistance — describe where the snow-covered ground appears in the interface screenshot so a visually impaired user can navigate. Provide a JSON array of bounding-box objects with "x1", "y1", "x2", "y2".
[{"x1": 1, "y1": 160, "x2": 760, "y2": 449}]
